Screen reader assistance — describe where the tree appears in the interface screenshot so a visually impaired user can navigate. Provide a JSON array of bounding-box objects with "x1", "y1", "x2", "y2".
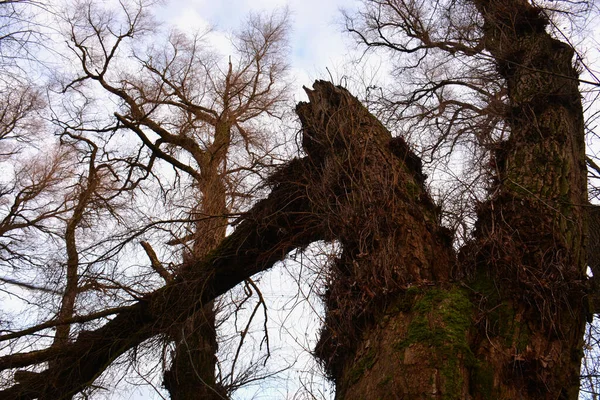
[
  {"x1": 61, "y1": 2, "x2": 291, "y2": 398},
  {"x1": 335, "y1": 1, "x2": 592, "y2": 398},
  {"x1": 1, "y1": 0, "x2": 292, "y2": 398},
  {"x1": 0, "y1": 0, "x2": 598, "y2": 399}
]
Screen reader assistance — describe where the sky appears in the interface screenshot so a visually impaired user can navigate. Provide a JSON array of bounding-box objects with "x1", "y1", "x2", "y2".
[{"x1": 156, "y1": 0, "x2": 360, "y2": 101}]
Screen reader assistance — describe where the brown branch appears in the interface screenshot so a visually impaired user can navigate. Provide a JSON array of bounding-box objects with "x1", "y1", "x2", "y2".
[
  {"x1": 140, "y1": 241, "x2": 173, "y2": 283},
  {"x1": 0, "y1": 153, "x2": 321, "y2": 399},
  {"x1": 115, "y1": 114, "x2": 203, "y2": 181},
  {"x1": 587, "y1": 156, "x2": 600, "y2": 178},
  {"x1": 0, "y1": 277, "x2": 60, "y2": 295},
  {"x1": 228, "y1": 278, "x2": 268, "y2": 381},
  {"x1": 0, "y1": 305, "x2": 133, "y2": 346}
]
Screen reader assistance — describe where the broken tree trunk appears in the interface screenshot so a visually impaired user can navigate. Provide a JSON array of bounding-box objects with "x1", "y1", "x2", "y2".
[
  {"x1": 1, "y1": 81, "x2": 425, "y2": 399},
  {"x1": 300, "y1": 82, "x2": 466, "y2": 398},
  {"x1": 309, "y1": 1, "x2": 588, "y2": 399},
  {"x1": 0, "y1": 62, "x2": 588, "y2": 398}
]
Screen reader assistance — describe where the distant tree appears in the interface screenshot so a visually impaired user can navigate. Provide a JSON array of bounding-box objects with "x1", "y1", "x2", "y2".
[{"x1": 63, "y1": 2, "x2": 291, "y2": 398}]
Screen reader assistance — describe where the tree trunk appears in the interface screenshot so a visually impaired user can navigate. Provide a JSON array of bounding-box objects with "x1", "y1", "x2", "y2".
[
  {"x1": 467, "y1": 1, "x2": 588, "y2": 398},
  {"x1": 163, "y1": 307, "x2": 223, "y2": 400},
  {"x1": 308, "y1": 1, "x2": 588, "y2": 397},
  {"x1": 164, "y1": 124, "x2": 230, "y2": 400}
]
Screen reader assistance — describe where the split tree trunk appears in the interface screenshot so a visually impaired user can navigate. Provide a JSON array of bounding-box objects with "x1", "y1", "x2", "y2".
[
  {"x1": 307, "y1": 1, "x2": 588, "y2": 397},
  {"x1": 0, "y1": 12, "x2": 588, "y2": 393}
]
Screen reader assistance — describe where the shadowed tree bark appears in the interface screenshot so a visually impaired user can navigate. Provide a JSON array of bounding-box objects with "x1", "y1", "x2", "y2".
[
  {"x1": 320, "y1": 0, "x2": 589, "y2": 399},
  {"x1": 0, "y1": 1, "x2": 593, "y2": 395}
]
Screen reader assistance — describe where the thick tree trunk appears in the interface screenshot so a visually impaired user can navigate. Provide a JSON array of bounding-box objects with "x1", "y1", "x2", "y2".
[
  {"x1": 312, "y1": 1, "x2": 588, "y2": 399},
  {"x1": 163, "y1": 308, "x2": 223, "y2": 400},
  {"x1": 302, "y1": 82, "x2": 463, "y2": 399},
  {"x1": 467, "y1": 1, "x2": 587, "y2": 398}
]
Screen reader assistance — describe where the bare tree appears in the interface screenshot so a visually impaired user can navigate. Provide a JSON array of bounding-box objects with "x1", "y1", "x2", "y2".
[
  {"x1": 1, "y1": 0, "x2": 599, "y2": 399},
  {"x1": 34, "y1": 0, "x2": 290, "y2": 398},
  {"x1": 0, "y1": 0, "x2": 74, "y2": 307}
]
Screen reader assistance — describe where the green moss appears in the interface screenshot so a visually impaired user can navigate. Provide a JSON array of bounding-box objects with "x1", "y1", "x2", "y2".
[
  {"x1": 470, "y1": 273, "x2": 518, "y2": 342},
  {"x1": 469, "y1": 274, "x2": 499, "y2": 301},
  {"x1": 347, "y1": 349, "x2": 377, "y2": 384},
  {"x1": 441, "y1": 357, "x2": 463, "y2": 399},
  {"x1": 402, "y1": 288, "x2": 473, "y2": 356},
  {"x1": 470, "y1": 272, "x2": 534, "y2": 351},
  {"x1": 514, "y1": 323, "x2": 531, "y2": 353},
  {"x1": 394, "y1": 287, "x2": 474, "y2": 399}
]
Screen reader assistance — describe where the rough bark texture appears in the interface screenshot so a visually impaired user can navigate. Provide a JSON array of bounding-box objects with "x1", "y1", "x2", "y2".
[
  {"x1": 301, "y1": 82, "x2": 471, "y2": 398},
  {"x1": 318, "y1": 1, "x2": 588, "y2": 399},
  {"x1": 466, "y1": 1, "x2": 588, "y2": 398}
]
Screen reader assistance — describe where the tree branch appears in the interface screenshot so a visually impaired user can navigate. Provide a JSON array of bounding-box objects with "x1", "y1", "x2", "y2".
[{"x1": 0, "y1": 154, "x2": 321, "y2": 399}]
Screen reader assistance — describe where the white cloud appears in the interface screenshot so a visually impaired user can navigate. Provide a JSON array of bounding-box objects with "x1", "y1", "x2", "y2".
[{"x1": 157, "y1": 0, "x2": 360, "y2": 100}]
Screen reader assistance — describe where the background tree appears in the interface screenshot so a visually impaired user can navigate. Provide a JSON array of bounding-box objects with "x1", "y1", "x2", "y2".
[
  {"x1": 1, "y1": 0, "x2": 293, "y2": 398},
  {"x1": 62, "y1": 2, "x2": 291, "y2": 398}
]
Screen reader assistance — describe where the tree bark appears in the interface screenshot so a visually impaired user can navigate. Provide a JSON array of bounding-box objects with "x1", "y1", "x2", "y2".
[
  {"x1": 303, "y1": 82, "x2": 463, "y2": 399},
  {"x1": 467, "y1": 1, "x2": 587, "y2": 398},
  {"x1": 315, "y1": 1, "x2": 588, "y2": 399},
  {"x1": 164, "y1": 133, "x2": 230, "y2": 399}
]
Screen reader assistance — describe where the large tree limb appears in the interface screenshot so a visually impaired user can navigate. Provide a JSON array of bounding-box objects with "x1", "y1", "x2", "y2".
[
  {"x1": 0, "y1": 154, "x2": 323, "y2": 399},
  {"x1": 0, "y1": 80, "x2": 422, "y2": 399}
]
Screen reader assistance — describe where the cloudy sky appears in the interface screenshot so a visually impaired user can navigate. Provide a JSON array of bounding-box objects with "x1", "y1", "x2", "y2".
[{"x1": 156, "y1": 0, "x2": 360, "y2": 100}]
